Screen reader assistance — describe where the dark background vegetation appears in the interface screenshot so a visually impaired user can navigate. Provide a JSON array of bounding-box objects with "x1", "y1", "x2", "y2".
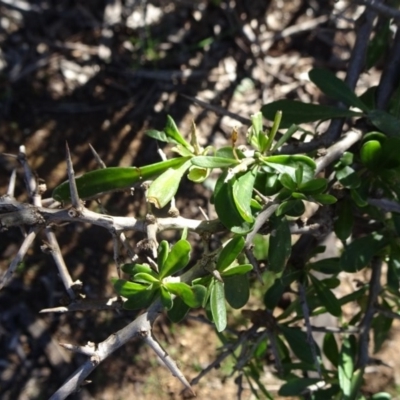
[{"x1": 0, "y1": 1, "x2": 397, "y2": 399}]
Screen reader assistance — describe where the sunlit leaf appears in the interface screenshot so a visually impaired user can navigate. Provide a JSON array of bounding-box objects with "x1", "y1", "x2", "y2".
[
  {"x1": 338, "y1": 335, "x2": 357, "y2": 397},
  {"x1": 214, "y1": 173, "x2": 252, "y2": 233},
  {"x1": 216, "y1": 235, "x2": 245, "y2": 272},
  {"x1": 191, "y1": 156, "x2": 239, "y2": 168},
  {"x1": 157, "y1": 240, "x2": 169, "y2": 272},
  {"x1": 123, "y1": 288, "x2": 158, "y2": 310},
  {"x1": 210, "y1": 279, "x2": 227, "y2": 332},
  {"x1": 164, "y1": 282, "x2": 206, "y2": 308},
  {"x1": 160, "y1": 285, "x2": 173, "y2": 310},
  {"x1": 233, "y1": 169, "x2": 257, "y2": 222},
  {"x1": 53, "y1": 157, "x2": 191, "y2": 201},
  {"x1": 147, "y1": 160, "x2": 191, "y2": 208},
  {"x1": 112, "y1": 279, "x2": 148, "y2": 297},
  {"x1": 164, "y1": 115, "x2": 192, "y2": 149},
  {"x1": 159, "y1": 239, "x2": 191, "y2": 279},
  {"x1": 133, "y1": 272, "x2": 160, "y2": 284},
  {"x1": 221, "y1": 263, "x2": 253, "y2": 277},
  {"x1": 187, "y1": 166, "x2": 210, "y2": 182}
]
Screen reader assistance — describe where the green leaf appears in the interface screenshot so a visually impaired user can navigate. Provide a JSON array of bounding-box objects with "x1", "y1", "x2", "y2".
[
  {"x1": 278, "y1": 378, "x2": 322, "y2": 396},
  {"x1": 309, "y1": 68, "x2": 369, "y2": 112},
  {"x1": 233, "y1": 169, "x2": 257, "y2": 222},
  {"x1": 210, "y1": 279, "x2": 227, "y2": 332},
  {"x1": 340, "y1": 233, "x2": 388, "y2": 272},
  {"x1": 280, "y1": 173, "x2": 297, "y2": 191},
  {"x1": 146, "y1": 129, "x2": 182, "y2": 145},
  {"x1": 157, "y1": 240, "x2": 169, "y2": 272},
  {"x1": 160, "y1": 285, "x2": 173, "y2": 310},
  {"x1": 214, "y1": 172, "x2": 252, "y2": 233},
  {"x1": 268, "y1": 216, "x2": 291, "y2": 273},
  {"x1": 123, "y1": 288, "x2": 158, "y2": 310},
  {"x1": 298, "y1": 178, "x2": 327, "y2": 194},
  {"x1": 311, "y1": 193, "x2": 337, "y2": 205},
  {"x1": 215, "y1": 146, "x2": 245, "y2": 159},
  {"x1": 147, "y1": 160, "x2": 191, "y2": 208},
  {"x1": 263, "y1": 154, "x2": 316, "y2": 171},
  {"x1": 216, "y1": 235, "x2": 245, "y2": 272},
  {"x1": 308, "y1": 258, "x2": 341, "y2": 274},
  {"x1": 121, "y1": 263, "x2": 157, "y2": 277},
  {"x1": 261, "y1": 100, "x2": 362, "y2": 128},
  {"x1": 164, "y1": 115, "x2": 191, "y2": 149},
  {"x1": 191, "y1": 156, "x2": 239, "y2": 168},
  {"x1": 159, "y1": 239, "x2": 191, "y2": 279},
  {"x1": 338, "y1": 335, "x2": 357, "y2": 397},
  {"x1": 323, "y1": 332, "x2": 339, "y2": 367},
  {"x1": 280, "y1": 325, "x2": 319, "y2": 364},
  {"x1": 350, "y1": 188, "x2": 368, "y2": 207},
  {"x1": 224, "y1": 274, "x2": 250, "y2": 308},
  {"x1": 271, "y1": 124, "x2": 300, "y2": 153},
  {"x1": 221, "y1": 263, "x2": 253, "y2": 277},
  {"x1": 133, "y1": 272, "x2": 160, "y2": 284},
  {"x1": 187, "y1": 166, "x2": 210, "y2": 182},
  {"x1": 368, "y1": 110, "x2": 400, "y2": 137},
  {"x1": 372, "y1": 311, "x2": 393, "y2": 353},
  {"x1": 335, "y1": 165, "x2": 360, "y2": 188},
  {"x1": 334, "y1": 198, "x2": 354, "y2": 242},
  {"x1": 248, "y1": 111, "x2": 266, "y2": 151},
  {"x1": 309, "y1": 274, "x2": 342, "y2": 317},
  {"x1": 276, "y1": 199, "x2": 305, "y2": 217},
  {"x1": 164, "y1": 282, "x2": 206, "y2": 308},
  {"x1": 167, "y1": 296, "x2": 190, "y2": 322},
  {"x1": 112, "y1": 279, "x2": 148, "y2": 297},
  {"x1": 371, "y1": 393, "x2": 392, "y2": 400},
  {"x1": 264, "y1": 277, "x2": 285, "y2": 309},
  {"x1": 53, "y1": 157, "x2": 191, "y2": 202}
]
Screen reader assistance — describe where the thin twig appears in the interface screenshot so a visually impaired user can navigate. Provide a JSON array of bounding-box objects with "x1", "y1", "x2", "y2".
[
  {"x1": 40, "y1": 297, "x2": 123, "y2": 313},
  {"x1": 143, "y1": 331, "x2": 195, "y2": 395},
  {"x1": 65, "y1": 143, "x2": 83, "y2": 212},
  {"x1": 50, "y1": 302, "x2": 163, "y2": 400},
  {"x1": 190, "y1": 326, "x2": 258, "y2": 386},
  {"x1": 44, "y1": 228, "x2": 77, "y2": 299},
  {"x1": 6, "y1": 169, "x2": 17, "y2": 197},
  {"x1": 374, "y1": 305, "x2": 400, "y2": 321},
  {"x1": 0, "y1": 228, "x2": 39, "y2": 289},
  {"x1": 315, "y1": 129, "x2": 362, "y2": 174},
  {"x1": 355, "y1": 0, "x2": 400, "y2": 20},
  {"x1": 368, "y1": 198, "x2": 400, "y2": 213}
]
